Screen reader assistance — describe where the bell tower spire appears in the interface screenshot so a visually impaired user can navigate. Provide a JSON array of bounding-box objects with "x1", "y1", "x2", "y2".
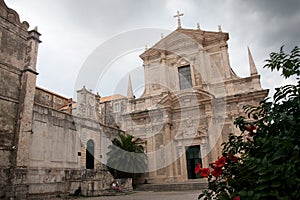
[
  {"x1": 127, "y1": 75, "x2": 134, "y2": 99},
  {"x1": 248, "y1": 46, "x2": 258, "y2": 76}
]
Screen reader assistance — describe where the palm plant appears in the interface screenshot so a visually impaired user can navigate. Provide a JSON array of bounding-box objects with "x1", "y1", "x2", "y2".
[{"x1": 107, "y1": 133, "x2": 147, "y2": 179}]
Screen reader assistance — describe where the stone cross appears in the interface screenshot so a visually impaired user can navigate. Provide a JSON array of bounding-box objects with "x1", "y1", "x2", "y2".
[{"x1": 173, "y1": 11, "x2": 184, "y2": 28}]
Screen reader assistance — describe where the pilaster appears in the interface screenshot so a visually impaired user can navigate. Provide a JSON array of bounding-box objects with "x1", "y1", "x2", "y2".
[{"x1": 15, "y1": 27, "x2": 41, "y2": 167}]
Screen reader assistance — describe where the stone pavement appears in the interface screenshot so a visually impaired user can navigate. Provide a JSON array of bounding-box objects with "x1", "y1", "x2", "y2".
[{"x1": 80, "y1": 190, "x2": 200, "y2": 200}]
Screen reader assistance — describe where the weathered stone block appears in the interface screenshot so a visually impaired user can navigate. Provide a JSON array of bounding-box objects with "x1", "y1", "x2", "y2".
[{"x1": 0, "y1": 150, "x2": 11, "y2": 167}]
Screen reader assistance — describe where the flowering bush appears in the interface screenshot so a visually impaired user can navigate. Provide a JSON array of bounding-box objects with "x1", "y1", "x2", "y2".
[
  {"x1": 196, "y1": 153, "x2": 241, "y2": 199},
  {"x1": 198, "y1": 46, "x2": 300, "y2": 200},
  {"x1": 195, "y1": 164, "x2": 211, "y2": 178}
]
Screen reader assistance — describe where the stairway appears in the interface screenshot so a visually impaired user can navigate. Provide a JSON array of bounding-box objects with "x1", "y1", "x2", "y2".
[{"x1": 135, "y1": 180, "x2": 208, "y2": 192}]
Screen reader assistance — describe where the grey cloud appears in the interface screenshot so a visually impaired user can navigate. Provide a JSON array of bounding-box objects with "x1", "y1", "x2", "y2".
[
  {"x1": 6, "y1": 0, "x2": 299, "y2": 98},
  {"x1": 57, "y1": 0, "x2": 170, "y2": 35},
  {"x1": 233, "y1": 1, "x2": 300, "y2": 47},
  {"x1": 245, "y1": 0, "x2": 300, "y2": 18}
]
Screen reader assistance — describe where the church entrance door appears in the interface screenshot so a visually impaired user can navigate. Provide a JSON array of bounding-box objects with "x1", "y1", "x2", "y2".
[{"x1": 185, "y1": 145, "x2": 202, "y2": 179}]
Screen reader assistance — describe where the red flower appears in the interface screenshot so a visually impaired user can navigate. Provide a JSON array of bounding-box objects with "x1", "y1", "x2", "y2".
[
  {"x1": 200, "y1": 168, "x2": 210, "y2": 178},
  {"x1": 249, "y1": 130, "x2": 256, "y2": 136},
  {"x1": 245, "y1": 124, "x2": 256, "y2": 135},
  {"x1": 229, "y1": 154, "x2": 238, "y2": 163},
  {"x1": 212, "y1": 166, "x2": 223, "y2": 177},
  {"x1": 195, "y1": 163, "x2": 202, "y2": 174},
  {"x1": 209, "y1": 162, "x2": 215, "y2": 168},
  {"x1": 215, "y1": 156, "x2": 226, "y2": 167},
  {"x1": 233, "y1": 196, "x2": 240, "y2": 200}
]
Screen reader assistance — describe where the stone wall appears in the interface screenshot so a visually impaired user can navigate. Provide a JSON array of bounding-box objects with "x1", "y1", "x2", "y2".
[
  {"x1": 26, "y1": 166, "x2": 115, "y2": 199},
  {"x1": 66, "y1": 165, "x2": 115, "y2": 197},
  {"x1": 0, "y1": 0, "x2": 39, "y2": 198},
  {"x1": 26, "y1": 103, "x2": 122, "y2": 198},
  {"x1": 30, "y1": 104, "x2": 80, "y2": 169}
]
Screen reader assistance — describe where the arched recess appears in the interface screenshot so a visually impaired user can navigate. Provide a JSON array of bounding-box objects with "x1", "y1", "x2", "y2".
[{"x1": 86, "y1": 139, "x2": 94, "y2": 169}]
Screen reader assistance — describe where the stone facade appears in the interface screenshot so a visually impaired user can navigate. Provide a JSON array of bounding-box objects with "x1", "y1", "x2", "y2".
[{"x1": 99, "y1": 28, "x2": 268, "y2": 183}]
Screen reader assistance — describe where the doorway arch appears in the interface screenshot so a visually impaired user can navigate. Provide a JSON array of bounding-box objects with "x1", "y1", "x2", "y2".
[{"x1": 86, "y1": 139, "x2": 95, "y2": 169}]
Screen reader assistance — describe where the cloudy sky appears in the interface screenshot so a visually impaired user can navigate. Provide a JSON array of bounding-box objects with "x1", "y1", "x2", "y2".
[{"x1": 5, "y1": 0, "x2": 300, "y2": 99}]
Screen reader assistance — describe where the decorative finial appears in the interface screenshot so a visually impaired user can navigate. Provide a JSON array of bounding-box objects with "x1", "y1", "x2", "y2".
[
  {"x1": 161, "y1": 33, "x2": 164, "y2": 39},
  {"x1": 197, "y1": 23, "x2": 201, "y2": 30},
  {"x1": 173, "y1": 11, "x2": 184, "y2": 28},
  {"x1": 247, "y1": 46, "x2": 258, "y2": 76},
  {"x1": 218, "y1": 25, "x2": 222, "y2": 32},
  {"x1": 34, "y1": 26, "x2": 38, "y2": 31}
]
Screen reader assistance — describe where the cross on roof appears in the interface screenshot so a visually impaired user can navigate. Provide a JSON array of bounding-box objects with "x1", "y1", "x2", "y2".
[{"x1": 173, "y1": 11, "x2": 184, "y2": 28}]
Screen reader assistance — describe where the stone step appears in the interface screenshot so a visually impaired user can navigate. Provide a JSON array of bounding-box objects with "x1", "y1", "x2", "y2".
[{"x1": 135, "y1": 180, "x2": 208, "y2": 192}]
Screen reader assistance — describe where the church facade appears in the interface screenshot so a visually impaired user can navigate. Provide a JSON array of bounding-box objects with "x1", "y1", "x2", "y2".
[
  {"x1": 98, "y1": 24, "x2": 268, "y2": 183},
  {"x1": 0, "y1": 0, "x2": 268, "y2": 199}
]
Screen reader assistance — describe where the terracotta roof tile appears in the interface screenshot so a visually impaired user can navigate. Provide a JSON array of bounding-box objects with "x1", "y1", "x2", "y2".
[{"x1": 100, "y1": 94, "x2": 126, "y2": 103}]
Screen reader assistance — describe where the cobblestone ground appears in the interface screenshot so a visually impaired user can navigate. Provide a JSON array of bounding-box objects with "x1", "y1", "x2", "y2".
[{"x1": 80, "y1": 190, "x2": 200, "y2": 200}]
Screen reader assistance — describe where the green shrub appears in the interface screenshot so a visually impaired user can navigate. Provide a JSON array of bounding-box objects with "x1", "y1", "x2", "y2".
[{"x1": 198, "y1": 46, "x2": 300, "y2": 200}]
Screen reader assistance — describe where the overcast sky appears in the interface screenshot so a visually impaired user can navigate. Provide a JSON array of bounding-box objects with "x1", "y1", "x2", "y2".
[{"x1": 5, "y1": 0, "x2": 300, "y2": 99}]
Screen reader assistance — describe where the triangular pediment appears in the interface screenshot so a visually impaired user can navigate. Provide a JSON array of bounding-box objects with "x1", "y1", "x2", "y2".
[{"x1": 140, "y1": 28, "x2": 229, "y2": 60}]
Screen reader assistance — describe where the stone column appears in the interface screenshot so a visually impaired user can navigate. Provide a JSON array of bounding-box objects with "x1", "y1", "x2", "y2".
[
  {"x1": 164, "y1": 122, "x2": 175, "y2": 179},
  {"x1": 181, "y1": 144, "x2": 188, "y2": 181},
  {"x1": 204, "y1": 104, "x2": 214, "y2": 164},
  {"x1": 143, "y1": 61, "x2": 150, "y2": 95},
  {"x1": 147, "y1": 134, "x2": 156, "y2": 180},
  {"x1": 220, "y1": 45, "x2": 231, "y2": 79}
]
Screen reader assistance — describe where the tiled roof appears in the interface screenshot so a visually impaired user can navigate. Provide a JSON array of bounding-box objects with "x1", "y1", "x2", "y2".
[
  {"x1": 58, "y1": 103, "x2": 77, "y2": 111},
  {"x1": 36, "y1": 86, "x2": 69, "y2": 100},
  {"x1": 100, "y1": 94, "x2": 126, "y2": 103}
]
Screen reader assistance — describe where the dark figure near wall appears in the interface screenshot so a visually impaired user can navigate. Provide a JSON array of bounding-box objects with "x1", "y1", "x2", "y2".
[{"x1": 74, "y1": 186, "x2": 81, "y2": 196}]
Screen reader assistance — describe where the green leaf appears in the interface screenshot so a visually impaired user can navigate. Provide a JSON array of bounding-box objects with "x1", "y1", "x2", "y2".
[
  {"x1": 198, "y1": 193, "x2": 205, "y2": 199},
  {"x1": 271, "y1": 181, "x2": 281, "y2": 188},
  {"x1": 199, "y1": 46, "x2": 300, "y2": 200}
]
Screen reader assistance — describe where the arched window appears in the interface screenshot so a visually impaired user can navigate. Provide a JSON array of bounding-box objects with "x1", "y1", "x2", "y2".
[{"x1": 86, "y1": 140, "x2": 94, "y2": 169}]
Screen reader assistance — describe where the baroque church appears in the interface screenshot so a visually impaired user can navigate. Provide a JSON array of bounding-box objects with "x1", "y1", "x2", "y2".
[
  {"x1": 94, "y1": 15, "x2": 268, "y2": 183},
  {"x1": 0, "y1": 0, "x2": 268, "y2": 199}
]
